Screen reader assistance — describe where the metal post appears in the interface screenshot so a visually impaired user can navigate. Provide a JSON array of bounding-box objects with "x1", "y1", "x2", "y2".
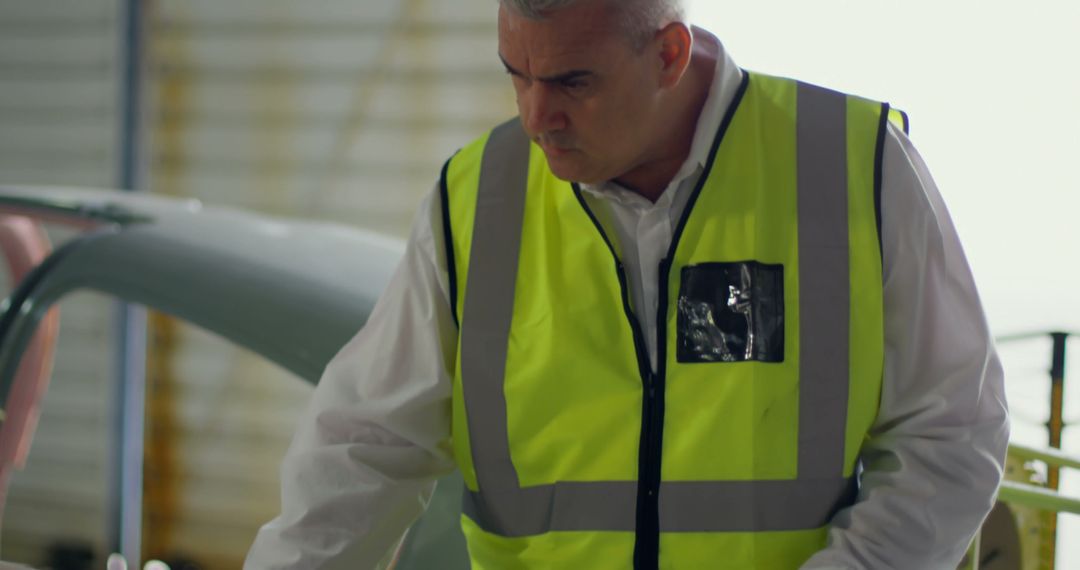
[
  {"x1": 109, "y1": 0, "x2": 147, "y2": 565},
  {"x1": 1043, "y1": 332, "x2": 1068, "y2": 570},
  {"x1": 1048, "y1": 333, "x2": 1068, "y2": 469},
  {"x1": 961, "y1": 530, "x2": 982, "y2": 570},
  {"x1": 112, "y1": 306, "x2": 147, "y2": 565}
]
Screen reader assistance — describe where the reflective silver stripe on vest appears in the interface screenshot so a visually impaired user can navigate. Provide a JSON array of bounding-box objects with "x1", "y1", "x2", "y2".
[
  {"x1": 459, "y1": 82, "x2": 856, "y2": 538},
  {"x1": 796, "y1": 82, "x2": 851, "y2": 481},
  {"x1": 460, "y1": 118, "x2": 532, "y2": 502}
]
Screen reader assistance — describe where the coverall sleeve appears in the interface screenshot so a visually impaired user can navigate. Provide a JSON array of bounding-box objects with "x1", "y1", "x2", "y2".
[
  {"x1": 244, "y1": 186, "x2": 457, "y2": 570},
  {"x1": 800, "y1": 124, "x2": 1010, "y2": 569}
]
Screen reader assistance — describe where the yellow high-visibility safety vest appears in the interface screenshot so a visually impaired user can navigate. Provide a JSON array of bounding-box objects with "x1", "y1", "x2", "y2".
[{"x1": 440, "y1": 71, "x2": 907, "y2": 570}]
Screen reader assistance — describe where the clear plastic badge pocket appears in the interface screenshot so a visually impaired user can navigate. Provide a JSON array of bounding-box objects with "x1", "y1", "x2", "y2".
[{"x1": 676, "y1": 261, "x2": 784, "y2": 363}]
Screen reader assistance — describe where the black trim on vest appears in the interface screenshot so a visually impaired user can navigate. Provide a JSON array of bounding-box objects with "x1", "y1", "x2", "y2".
[
  {"x1": 568, "y1": 70, "x2": 748, "y2": 570},
  {"x1": 873, "y1": 103, "x2": 890, "y2": 263},
  {"x1": 637, "y1": 69, "x2": 750, "y2": 570},
  {"x1": 570, "y1": 188, "x2": 653, "y2": 388},
  {"x1": 666, "y1": 70, "x2": 751, "y2": 266},
  {"x1": 439, "y1": 156, "x2": 460, "y2": 329},
  {"x1": 900, "y1": 109, "x2": 910, "y2": 135},
  {"x1": 570, "y1": 184, "x2": 658, "y2": 570}
]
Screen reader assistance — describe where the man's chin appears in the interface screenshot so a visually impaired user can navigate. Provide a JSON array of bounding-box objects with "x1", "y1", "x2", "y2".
[{"x1": 544, "y1": 154, "x2": 604, "y2": 185}]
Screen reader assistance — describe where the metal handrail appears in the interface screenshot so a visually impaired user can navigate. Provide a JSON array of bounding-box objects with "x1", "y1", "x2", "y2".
[
  {"x1": 1008, "y1": 443, "x2": 1080, "y2": 471},
  {"x1": 962, "y1": 444, "x2": 1080, "y2": 570},
  {"x1": 997, "y1": 481, "x2": 1080, "y2": 516},
  {"x1": 999, "y1": 443, "x2": 1080, "y2": 515},
  {"x1": 992, "y1": 331, "x2": 1072, "y2": 570},
  {"x1": 996, "y1": 330, "x2": 1079, "y2": 344}
]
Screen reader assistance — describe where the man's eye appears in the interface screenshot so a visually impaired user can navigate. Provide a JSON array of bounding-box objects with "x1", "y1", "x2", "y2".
[{"x1": 563, "y1": 80, "x2": 588, "y2": 91}]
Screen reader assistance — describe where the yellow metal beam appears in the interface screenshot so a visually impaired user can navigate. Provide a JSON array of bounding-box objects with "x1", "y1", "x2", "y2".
[
  {"x1": 997, "y1": 481, "x2": 1080, "y2": 516},
  {"x1": 1008, "y1": 444, "x2": 1080, "y2": 471}
]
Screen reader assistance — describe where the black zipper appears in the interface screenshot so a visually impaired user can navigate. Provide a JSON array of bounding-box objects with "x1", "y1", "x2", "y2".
[
  {"x1": 611, "y1": 257, "x2": 661, "y2": 570},
  {"x1": 572, "y1": 187, "x2": 661, "y2": 570},
  {"x1": 571, "y1": 70, "x2": 752, "y2": 570},
  {"x1": 635, "y1": 256, "x2": 672, "y2": 570}
]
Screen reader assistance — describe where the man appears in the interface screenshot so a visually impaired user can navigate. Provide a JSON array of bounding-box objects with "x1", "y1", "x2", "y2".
[{"x1": 246, "y1": 0, "x2": 1009, "y2": 568}]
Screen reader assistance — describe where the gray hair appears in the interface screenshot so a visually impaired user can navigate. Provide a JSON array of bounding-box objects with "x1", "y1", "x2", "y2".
[{"x1": 499, "y1": 0, "x2": 685, "y2": 49}]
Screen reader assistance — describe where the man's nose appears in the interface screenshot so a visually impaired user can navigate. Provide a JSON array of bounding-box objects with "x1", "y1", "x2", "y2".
[{"x1": 520, "y1": 84, "x2": 567, "y2": 135}]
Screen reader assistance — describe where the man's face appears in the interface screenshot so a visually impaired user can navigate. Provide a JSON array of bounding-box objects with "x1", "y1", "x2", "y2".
[{"x1": 497, "y1": 1, "x2": 663, "y2": 184}]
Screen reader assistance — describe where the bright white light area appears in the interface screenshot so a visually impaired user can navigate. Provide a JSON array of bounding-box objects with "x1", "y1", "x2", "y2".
[{"x1": 686, "y1": 0, "x2": 1080, "y2": 566}]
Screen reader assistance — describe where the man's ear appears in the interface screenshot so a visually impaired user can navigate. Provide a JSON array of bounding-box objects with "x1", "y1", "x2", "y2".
[{"x1": 656, "y1": 22, "x2": 692, "y2": 88}]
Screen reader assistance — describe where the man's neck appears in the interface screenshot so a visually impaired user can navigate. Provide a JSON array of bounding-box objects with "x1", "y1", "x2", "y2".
[{"x1": 613, "y1": 34, "x2": 717, "y2": 203}]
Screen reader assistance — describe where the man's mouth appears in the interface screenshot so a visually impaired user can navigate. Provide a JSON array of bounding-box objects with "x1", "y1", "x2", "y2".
[{"x1": 538, "y1": 139, "x2": 574, "y2": 157}]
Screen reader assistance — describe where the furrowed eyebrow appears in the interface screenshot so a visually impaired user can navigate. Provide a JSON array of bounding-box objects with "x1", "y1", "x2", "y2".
[
  {"x1": 542, "y1": 70, "x2": 593, "y2": 84},
  {"x1": 498, "y1": 53, "x2": 594, "y2": 84},
  {"x1": 499, "y1": 54, "x2": 525, "y2": 77}
]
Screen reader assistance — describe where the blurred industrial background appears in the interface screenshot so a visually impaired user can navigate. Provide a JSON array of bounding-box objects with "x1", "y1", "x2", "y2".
[
  {"x1": 0, "y1": 0, "x2": 512, "y2": 567},
  {"x1": 1, "y1": 0, "x2": 1078, "y2": 568}
]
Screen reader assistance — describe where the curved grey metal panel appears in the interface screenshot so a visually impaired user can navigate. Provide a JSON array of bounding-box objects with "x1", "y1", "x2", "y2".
[
  {"x1": 0, "y1": 186, "x2": 405, "y2": 398},
  {"x1": 0, "y1": 186, "x2": 474, "y2": 569}
]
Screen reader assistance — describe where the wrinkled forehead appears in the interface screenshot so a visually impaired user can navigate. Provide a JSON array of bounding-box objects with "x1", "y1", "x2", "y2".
[{"x1": 497, "y1": 2, "x2": 628, "y2": 75}]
